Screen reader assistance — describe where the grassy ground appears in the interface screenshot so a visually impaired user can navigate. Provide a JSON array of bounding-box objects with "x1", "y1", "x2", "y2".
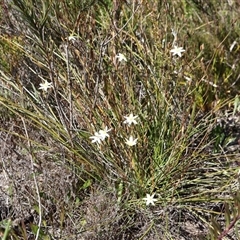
[{"x1": 0, "y1": 0, "x2": 240, "y2": 239}]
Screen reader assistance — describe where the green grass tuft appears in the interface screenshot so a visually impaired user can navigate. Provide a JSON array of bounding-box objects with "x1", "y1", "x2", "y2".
[{"x1": 0, "y1": 0, "x2": 239, "y2": 238}]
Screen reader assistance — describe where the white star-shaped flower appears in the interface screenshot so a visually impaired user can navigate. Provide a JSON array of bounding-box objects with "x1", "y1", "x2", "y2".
[
  {"x1": 89, "y1": 132, "x2": 102, "y2": 144},
  {"x1": 116, "y1": 53, "x2": 127, "y2": 62},
  {"x1": 89, "y1": 126, "x2": 111, "y2": 144},
  {"x1": 39, "y1": 80, "x2": 53, "y2": 92},
  {"x1": 98, "y1": 126, "x2": 112, "y2": 140},
  {"x1": 68, "y1": 35, "x2": 76, "y2": 42},
  {"x1": 143, "y1": 193, "x2": 157, "y2": 206},
  {"x1": 123, "y1": 113, "x2": 138, "y2": 126},
  {"x1": 170, "y1": 46, "x2": 185, "y2": 57},
  {"x1": 125, "y1": 136, "x2": 138, "y2": 146}
]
